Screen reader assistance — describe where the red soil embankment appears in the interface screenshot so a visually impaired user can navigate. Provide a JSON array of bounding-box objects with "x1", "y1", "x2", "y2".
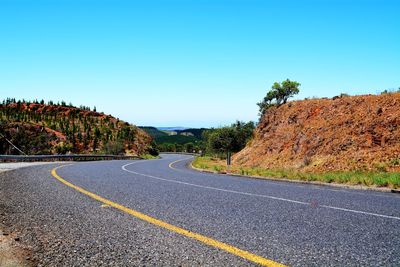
[{"x1": 234, "y1": 93, "x2": 400, "y2": 172}]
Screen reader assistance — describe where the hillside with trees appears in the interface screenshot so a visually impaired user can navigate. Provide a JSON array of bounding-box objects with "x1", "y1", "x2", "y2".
[
  {"x1": 0, "y1": 99, "x2": 157, "y2": 156},
  {"x1": 140, "y1": 126, "x2": 208, "y2": 153}
]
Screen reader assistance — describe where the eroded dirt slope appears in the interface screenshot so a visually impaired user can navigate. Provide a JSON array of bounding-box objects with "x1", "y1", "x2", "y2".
[{"x1": 234, "y1": 93, "x2": 400, "y2": 172}]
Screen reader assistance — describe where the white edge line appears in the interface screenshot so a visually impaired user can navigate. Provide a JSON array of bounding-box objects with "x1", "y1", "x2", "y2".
[
  {"x1": 168, "y1": 156, "x2": 194, "y2": 171},
  {"x1": 122, "y1": 160, "x2": 400, "y2": 221}
]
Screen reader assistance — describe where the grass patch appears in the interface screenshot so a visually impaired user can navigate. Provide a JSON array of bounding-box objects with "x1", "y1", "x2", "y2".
[
  {"x1": 141, "y1": 154, "x2": 160, "y2": 160},
  {"x1": 192, "y1": 157, "x2": 400, "y2": 189}
]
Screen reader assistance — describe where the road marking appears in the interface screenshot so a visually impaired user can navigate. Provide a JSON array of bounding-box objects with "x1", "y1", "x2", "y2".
[
  {"x1": 319, "y1": 205, "x2": 400, "y2": 220},
  {"x1": 123, "y1": 161, "x2": 400, "y2": 221},
  {"x1": 168, "y1": 156, "x2": 194, "y2": 171},
  {"x1": 51, "y1": 165, "x2": 286, "y2": 267},
  {"x1": 124, "y1": 161, "x2": 308, "y2": 205}
]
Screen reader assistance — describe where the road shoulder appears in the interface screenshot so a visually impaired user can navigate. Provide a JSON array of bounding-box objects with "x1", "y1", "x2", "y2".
[
  {"x1": 0, "y1": 162, "x2": 58, "y2": 173},
  {"x1": 0, "y1": 223, "x2": 33, "y2": 267}
]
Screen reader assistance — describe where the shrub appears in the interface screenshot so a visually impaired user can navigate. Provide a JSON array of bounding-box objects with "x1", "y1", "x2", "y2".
[
  {"x1": 102, "y1": 140, "x2": 125, "y2": 155},
  {"x1": 55, "y1": 142, "x2": 73, "y2": 154}
]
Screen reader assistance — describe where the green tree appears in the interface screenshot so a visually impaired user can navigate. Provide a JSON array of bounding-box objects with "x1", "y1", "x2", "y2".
[
  {"x1": 93, "y1": 137, "x2": 99, "y2": 152},
  {"x1": 232, "y1": 120, "x2": 255, "y2": 147},
  {"x1": 184, "y1": 142, "x2": 194, "y2": 153},
  {"x1": 204, "y1": 121, "x2": 255, "y2": 156},
  {"x1": 258, "y1": 79, "x2": 300, "y2": 116},
  {"x1": 206, "y1": 127, "x2": 238, "y2": 156},
  {"x1": 77, "y1": 131, "x2": 83, "y2": 142}
]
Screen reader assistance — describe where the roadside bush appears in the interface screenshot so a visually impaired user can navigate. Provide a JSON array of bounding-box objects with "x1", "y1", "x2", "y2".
[
  {"x1": 147, "y1": 141, "x2": 159, "y2": 156},
  {"x1": 55, "y1": 142, "x2": 73, "y2": 154},
  {"x1": 374, "y1": 163, "x2": 388, "y2": 172},
  {"x1": 102, "y1": 140, "x2": 125, "y2": 155},
  {"x1": 390, "y1": 158, "x2": 400, "y2": 166},
  {"x1": 213, "y1": 165, "x2": 223, "y2": 172}
]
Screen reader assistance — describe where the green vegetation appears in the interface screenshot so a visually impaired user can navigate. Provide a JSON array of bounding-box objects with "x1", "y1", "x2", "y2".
[
  {"x1": 258, "y1": 79, "x2": 300, "y2": 117},
  {"x1": 140, "y1": 154, "x2": 160, "y2": 160},
  {"x1": 192, "y1": 157, "x2": 400, "y2": 189},
  {"x1": 156, "y1": 137, "x2": 203, "y2": 153},
  {"x1": 203, "y1": 121, "x2": 255, "y2": 157},
  {"x1": 156, "y1": 135, "x2": 199, "y2": 145},
  {"x1": 381, "y1": 87, "x2": 400, "y2": 95},
  {"x1": 141, "y1": 123, "x2": 255, "y2": 155}
]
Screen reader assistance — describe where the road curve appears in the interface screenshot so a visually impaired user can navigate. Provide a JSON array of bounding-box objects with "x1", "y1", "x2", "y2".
[{"x1": 1, "y1": 154, "x2": 400, "y2": 266}]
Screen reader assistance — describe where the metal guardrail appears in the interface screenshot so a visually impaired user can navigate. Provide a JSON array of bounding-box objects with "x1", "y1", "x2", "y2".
[
  {"x1": 0, "y1": 152, "x2": 199, "y2": 162},
  {"x1": 159, "y1": 152, "x2": 200, "y2": 156},
  {"x1": 0, "y1": 154, "x2": 143, "y2": 162}
]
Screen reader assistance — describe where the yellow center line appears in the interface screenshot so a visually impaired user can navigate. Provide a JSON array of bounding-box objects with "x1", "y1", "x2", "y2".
[{"x1": 51, "y1": 165, "x2": 287, "y2": 267}]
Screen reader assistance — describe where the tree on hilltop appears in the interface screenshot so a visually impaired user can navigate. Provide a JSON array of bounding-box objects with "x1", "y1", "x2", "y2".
[{"x1": 258, "y1": 79, "x2": 300, "y2": 117}]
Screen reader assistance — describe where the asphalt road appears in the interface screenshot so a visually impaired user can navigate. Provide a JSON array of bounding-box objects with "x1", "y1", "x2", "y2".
[{"x1": 1, "y1": 154, "x2": 400, "y2": 266}]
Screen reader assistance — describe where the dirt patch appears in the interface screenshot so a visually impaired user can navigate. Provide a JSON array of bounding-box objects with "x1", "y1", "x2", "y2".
[{"x1": 0, "y1": 224, "x2": 33, "y2": 267}]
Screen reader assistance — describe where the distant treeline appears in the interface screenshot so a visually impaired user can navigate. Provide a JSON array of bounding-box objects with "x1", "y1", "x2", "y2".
[
  {"x1": 2, "y1": 98, "x2": 96, "y2": 112},
  {"x1": 141, "y1": 122, "x2": 255, "y2": 156}
]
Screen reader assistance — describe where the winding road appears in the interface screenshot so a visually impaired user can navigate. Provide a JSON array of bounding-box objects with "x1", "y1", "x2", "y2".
[{"x1": 1, "y1": 154, "x2": 400, "y2": 266}]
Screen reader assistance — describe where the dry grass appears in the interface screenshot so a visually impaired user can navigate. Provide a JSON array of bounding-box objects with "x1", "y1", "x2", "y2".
[{"x1": 192, "y1": 157, "x2": 400, "y2": 189}]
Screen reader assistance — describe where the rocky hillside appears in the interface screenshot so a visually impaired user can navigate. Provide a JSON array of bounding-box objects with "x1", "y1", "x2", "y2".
[
  {"x1": 234, "y1": 93, "x2": 400, "y2": 172},
  {"x1": 0, "y1": 99, "x2": 156, "y2": 155}
]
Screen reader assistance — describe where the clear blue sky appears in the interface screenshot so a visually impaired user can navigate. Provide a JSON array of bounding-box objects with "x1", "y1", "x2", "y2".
[{"x1": 1, "y1": 0, "x2": 399, "y2": 128}]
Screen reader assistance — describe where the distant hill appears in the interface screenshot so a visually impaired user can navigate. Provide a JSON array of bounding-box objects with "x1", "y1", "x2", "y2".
[
  {"x1": 0, "y1": 99, "x2": 156, "y2": 156},
  {"x1": 139, "y1": 126, "x2": 208, "y2": 152},
  {"x1": 140, "y1": 127, "x2": 208, "y2": 143},
  {"x1": 176, "y1": 128, "x2": 208, "y2": 139},
  {"x1": 157, "y1": 127, "x2": 188, "y2": 131},
  {"x1": 139, "y1": 126, "x2": 169, "y2": 138},
  {"x1": 155, "y1": 135, "x2": 200, "y2": 145}
]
